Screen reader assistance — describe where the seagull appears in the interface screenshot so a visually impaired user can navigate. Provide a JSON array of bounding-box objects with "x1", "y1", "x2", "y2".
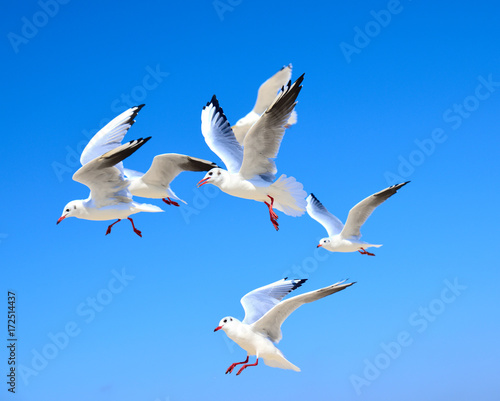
[
  {"x1": 57, "y1": 107, "x2": 163, "y2": 236},
  {"x1": 214, "y1": 278, "x2": 355, "y2": 375},
  {"x1": 197, "y1": 74, "x2": 307, "y2": 231},
  {"x1": 125, "y1": 154, "x2": 218, "y2": 206},
  {"x1": 76, "y1": 104, "x2": 218, "y2": 207},
  {"x1": 232, "y1": 64, "x2": 298, "y2": 144},
  {"x1": 306, "y1": 182, "x2": 410, "y2": 255}
]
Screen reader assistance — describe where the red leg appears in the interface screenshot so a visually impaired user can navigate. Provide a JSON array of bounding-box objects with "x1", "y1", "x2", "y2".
[
  {"x1": 162, "y1": 197, "x2": 180, "y2": 207},
  {"x1": 264, "y1": 196, "x2": 279, "y2": 231},
  {"x1": 127, "y1": 218, "x2": 142, "y2": 237},
  {"x1": 358, "y1": 248, "x2": 375, "y2": 256},
  {"x1": 105, "y1": 219, "x2": 121, "y2": 235},
  {"x1": 225, "y1": 356, "x2": 249, "y2": 374},
  {"x1": 236, "y1": 357, "x2": 259, "y2": 376}
]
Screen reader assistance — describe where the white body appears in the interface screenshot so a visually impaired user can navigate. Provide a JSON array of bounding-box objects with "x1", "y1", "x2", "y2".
[
  {"x1": 221, "y1": 318, "x2": 300, "y2": 371},
  {"x1": 127, "y1": 177, "x2": 180, "y2": 201},
  {"x1": 65, "y1": 198, "x2": 162, "y2": 222},
  {"x1": 208, "y1": 170, "x2": 305, "y2": 217},
  {"x1": 319, "y1": 235, "x2": 381, "y2": 253}
]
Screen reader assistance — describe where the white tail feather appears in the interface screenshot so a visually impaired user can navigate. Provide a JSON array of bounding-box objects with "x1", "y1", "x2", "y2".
[
  {"x1": 270, "y1": 174, "x2": 307, "y2": 217},
  {"x1": 263, "y1": 354, "x2": 301, "y2": 371}
]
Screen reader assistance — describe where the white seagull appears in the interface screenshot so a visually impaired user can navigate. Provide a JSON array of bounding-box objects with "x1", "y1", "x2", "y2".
[
  {"x1": 232, "y1": 64, "x2": 298, "y2": 144},
  {"x1": 57, "y1": 137, "x2": 163, "y2": 236},
  {"x1": 76, "y1": 104, "x2": 218, "y2": 207},
  {"x1": 306, "y1": 182, "x2": 410, "y2": 255},
  {"x1": 57, "y1": 106, "x2": 163, "y2": 236},
  {"x1": 125, "y1": 154, "x2": 217, "y2": 206},
  {"x1": 197, "y1": 74, "x2": 307, "y2": 231},
  {"x1": 214, "y1": 278, "x2": 355, "y2": 375}
]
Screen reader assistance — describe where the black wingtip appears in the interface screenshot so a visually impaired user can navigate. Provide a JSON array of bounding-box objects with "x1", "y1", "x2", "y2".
[{"x1": 291, "y1": 278, "x2": 307, "y2": 291}]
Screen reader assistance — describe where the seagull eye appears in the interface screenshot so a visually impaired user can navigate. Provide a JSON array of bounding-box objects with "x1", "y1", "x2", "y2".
[
  {"x1": 208, "y1": 172, "x2": 213, "y2": 176},
  {"x1": 66, "y1": 209, "x2": 70, "y2": 212},
  {"x1": 223, "y1": 319, "x2": 227, "y2": 323}
]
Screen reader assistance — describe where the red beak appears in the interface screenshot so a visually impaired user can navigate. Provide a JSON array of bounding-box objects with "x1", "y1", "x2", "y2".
[
  {"x1": 214, "y1": 326, "x2": 222, "y2": 332},
  {"x1": 56, "y1": 215, "x2": 67, "y2": 225},
  {"x1": 197, "y1": 177, "x2": 210, "y2": 188},
  {"x1": 317, "y1": 244, "x2": 322, "y2": 248}
]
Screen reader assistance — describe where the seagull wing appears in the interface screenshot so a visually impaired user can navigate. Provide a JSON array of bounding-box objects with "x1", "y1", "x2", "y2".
[
  {"x1": 73, "y1": 137, "x2": 151, "y2": 208},
  {"x1": 251, "y1": 280, "x2": 355, "y2": 343},
  {"x1": 341, "y1": 181, "x2": 410, "y2": 239},
  {"x1": 140, "y1": 153, "x2": 217, "y2": 188},
  {"x1": 253, "y1": 64, "x2": 293, "y2": 115},
  {"x1": 201, "y1": 95, "x2": 243, "y2": 174},
  {"x1": 306, "y1": 193, "x2": 344, "y2": 236},
  {"x1": 238, "y1": 74, "x2": 304, "y2": 180},
  {"x1": 79, "y1": 105, "x2": 144, "y2": 174},
  {"x1": 241, "y1": 278, "x2": 307, "y2": 325}
]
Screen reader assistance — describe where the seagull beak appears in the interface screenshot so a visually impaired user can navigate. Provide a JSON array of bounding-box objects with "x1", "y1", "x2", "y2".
[
  {"x1": 56, "y1": 215, "x2": 67, "y2": 225},
  {"x1": 317, "y1": 244, "x2": 322, "y2": 248},
  {"x1": 214, "y1": 326, "x2": 222, "y2": 332},
  {"x1": 197, "y1": 177, "x2": 210, "y2": 188}
]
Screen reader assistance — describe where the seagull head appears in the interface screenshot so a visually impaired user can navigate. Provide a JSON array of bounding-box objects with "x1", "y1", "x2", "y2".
[
  {"x1": 214, "y1": 316, "x2": 238, "y2": 332},
  {"x1": 317, "y1": 237, "x2": 331, "y2": 248},
  {"x1": 57, "y1": 200, "x2": 83, "y2": 224},
  {"x1": 197, "y1": 168, "x2": 225, "y2": 188}
]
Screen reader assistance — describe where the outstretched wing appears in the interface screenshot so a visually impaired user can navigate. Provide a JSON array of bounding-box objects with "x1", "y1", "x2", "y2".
[
  {"x1": 80, "y1": 105, "x2": 144, "y2": 172},
  {"x1": 241, "y1": 278, "x2": 307, "y2": 325},
  {"x1": 73, "y1": 137, "x2": 151, "y2": 208},
  {"x1": 253, "y1": 64, "x2": 293, "y2": 115},
  {"x1": 238, "y1": 74, "x2": 304, "y2": 181},
  {"x1": 306, "y1": 193, "x2": 344, "y2": 236},
  {"x1": 341, "y1": 182, "x2": 410, "y2": 239},
  {"x1": 201, "y1": 95, "x2": 243, "y2": 174},
  {"x1": 251, "y1": 280, "x2": 355, "y2": 343},
  {"x1": 140, "y1": 153, "x2": 217, "y2": 188}
]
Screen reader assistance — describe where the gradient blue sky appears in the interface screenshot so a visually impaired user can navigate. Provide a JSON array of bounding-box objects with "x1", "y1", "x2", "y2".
[{"x1": 2, "y1": 1, "x2": 500, "y2": 400}]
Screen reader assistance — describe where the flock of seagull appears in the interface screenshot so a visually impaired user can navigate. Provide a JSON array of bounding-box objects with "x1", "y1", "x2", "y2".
[{"x1": 57, "y1": 64, "x2": 409, "y2": 375}]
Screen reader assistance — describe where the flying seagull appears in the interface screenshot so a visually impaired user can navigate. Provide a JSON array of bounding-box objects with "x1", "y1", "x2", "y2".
[
  {"x1": 197, "y1": 74, "x2": 307, "y2": 231},
  {"x1": 77, "y1": 104, "x2": 218, "y2": 207},
  {"x1": 232, "y1": 64, "x2": 298, "y2": 144},
  {"x1": 214, "y1": 278, "x2": 354, "y2": 375},
  {"x1": 57, "y1": 137, "x2": 163, "y2": 237},
  {"x1": 306, "y1": 182, "x2": 410, "y2": 255},
  {"x1": 125, "y1": 154, "x2": 217, "y2": 206}
]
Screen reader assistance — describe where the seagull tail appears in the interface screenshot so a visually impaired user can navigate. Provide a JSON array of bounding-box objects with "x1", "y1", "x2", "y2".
[
  {"x1": 269, "y1": 174, "x2": 307, "y2": 217},
  {"x1": 133, "y1": 203, "x2": 164, "y2": 213},
  {"x1": 263, "y1": 353, "x2": 301, "y2": 372}
]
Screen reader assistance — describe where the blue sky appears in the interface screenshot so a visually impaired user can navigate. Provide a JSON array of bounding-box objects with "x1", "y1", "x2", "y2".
[{"x1": 2, "y1": 1, "x2": 500, "y2": 400}]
